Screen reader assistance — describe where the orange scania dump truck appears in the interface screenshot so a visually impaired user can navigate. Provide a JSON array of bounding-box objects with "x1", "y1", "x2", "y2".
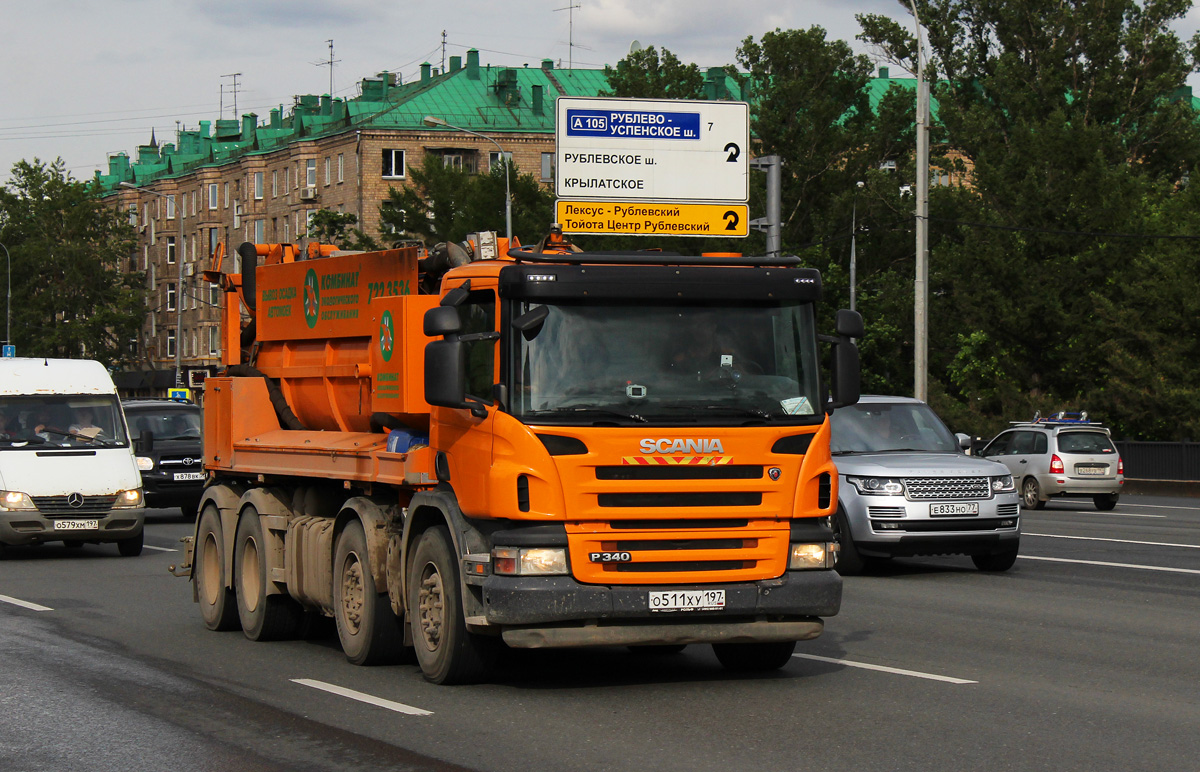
[{"x1": 180, "y1": 229, "x2": 862, "y2": 684}]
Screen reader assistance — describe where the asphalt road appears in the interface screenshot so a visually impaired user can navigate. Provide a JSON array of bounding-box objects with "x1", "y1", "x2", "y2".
[{"x1": 1, "y1": 496, "x2": 1197, "y2": 772}]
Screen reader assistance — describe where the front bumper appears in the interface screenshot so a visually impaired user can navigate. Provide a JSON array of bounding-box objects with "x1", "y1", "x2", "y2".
[
  {"x1": 841, "y1": 489, "x2": 1021, "y2": 558},
  {"x1": 480, "y1": 569, "x2": 841, "y2": 648},
  {"x1": 0, "y1": 509, "x2": 145, "y2": 546}
]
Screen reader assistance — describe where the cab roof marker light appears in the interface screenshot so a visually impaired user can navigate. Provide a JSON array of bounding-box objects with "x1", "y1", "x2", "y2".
[{"x1": 527, "y1": 274, "x2": 557, "y2": 282}]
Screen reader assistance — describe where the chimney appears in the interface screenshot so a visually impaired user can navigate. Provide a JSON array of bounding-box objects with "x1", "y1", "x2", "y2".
[
  {"x1": 108, "y1": 153, "x2": 131, "y2": 178},
  {"x1": 879, "y1": 66, "x2": 889, "y2": 79},
  {"x1": 703, "y1": 67, "x2": 725, "y2": 100},
  {"x1": 467, "y1": 48, "x2": 480, "y2": 80},
  {"x1": 541, "y1": 58, "x2": 554, "y2": 70},
  {"x1": 421, "y1": 62, "x2": 432, "y2": 83},
  {"x1": 198, "y1": 120, "x2": 210, "y2": 138},
  {"x1": 320, "y1": 94, "x2": 331, "y2": 114},
  {"x1": 241, "y1": 113, "x2": 257, "y2": 142},
  {"x1": 450, "y1": 55, "x2": 462, "y2": 72},
  {"x1": 532, "y1": 84, "x2": 544, "y2": 115}
]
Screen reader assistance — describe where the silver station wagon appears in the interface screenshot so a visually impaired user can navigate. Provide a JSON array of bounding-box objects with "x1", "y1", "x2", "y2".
[
  {"x1": 980, "y1": 413, "x2": 1124, "y2": 511},
  {"x1": 830, "y1": 396, "x2": 1021, "y2": 573}
]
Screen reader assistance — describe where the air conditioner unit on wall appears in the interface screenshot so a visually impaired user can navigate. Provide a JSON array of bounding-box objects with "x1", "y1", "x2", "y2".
[{"x1": 300, "y1": 187, "x2": 317, "y2": 200}]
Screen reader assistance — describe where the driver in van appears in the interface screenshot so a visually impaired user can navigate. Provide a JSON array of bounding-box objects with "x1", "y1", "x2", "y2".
[{"x1": 69, "y1": 407, "x2": 103, "y2": 438}]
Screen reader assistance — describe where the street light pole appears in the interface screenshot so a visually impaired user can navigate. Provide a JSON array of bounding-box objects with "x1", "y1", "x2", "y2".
[
  {"x1": 422, "y1": 115, "x2": 512, "y2": 244},
  {"x1": 850, "y1": 181, "x2": 863, "y2": 313},
  {"x1": 909, "y1": 0, "x2": 930, "y2": 402},
  {"x1": 120, "y1": 182, "x2": 185, "y2": 388},
  {"x1": 0, "y1": 242, "x2": 10, "y2": 347}
]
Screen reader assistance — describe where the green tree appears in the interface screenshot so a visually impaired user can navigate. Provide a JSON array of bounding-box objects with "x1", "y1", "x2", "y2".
[
  {"x1": 601, "y1": 46, "x2": 706, "y2": 99},
  {"x1": 0, "y1": 159, "x2": 144, "y2": 367},
  {"x1": 379, "y1": 155, "x2": 555, "y2": 247},
  {"x1": 306, "y1": 209, "x2": 379, "y2": 251},
  {"x1": 858, "y1": 1, "x2": 1200, "y2": 438}
]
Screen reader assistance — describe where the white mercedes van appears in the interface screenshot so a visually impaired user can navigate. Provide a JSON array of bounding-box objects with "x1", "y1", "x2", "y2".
[{"x1": 0, "y1": 358, "x2": 145, "y2": 555}]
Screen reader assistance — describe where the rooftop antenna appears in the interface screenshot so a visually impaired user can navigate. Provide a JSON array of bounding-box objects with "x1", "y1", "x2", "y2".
[
  {"x1": 312, "y1": 40, "x2": 340, "y2": 96},
  {"x1": 554, "y1": 2, "x2": 582, "y2": 68},
  {"x1": 222, "y1": 73, "x2": 242, "y2": 118},
  {"x1": 441, "y1": 30, "x2": 447, "y2": 71}
]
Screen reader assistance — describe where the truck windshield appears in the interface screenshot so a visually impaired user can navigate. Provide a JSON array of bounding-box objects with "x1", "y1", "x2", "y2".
[
  {"x1": 0, "y1": 395, "x2": 129, "y2": 449},
  {"x1": 509, "y1": 300, "x2": 823, "y2": 425},
  {"x1": 830, "y1": 401, "x2": 959, "y2": 454}
]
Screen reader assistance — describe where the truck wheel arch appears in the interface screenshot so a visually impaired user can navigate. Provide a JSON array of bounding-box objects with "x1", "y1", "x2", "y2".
[
  {"x1": 401, "y1": 488, "x2": 488, "y2": 618},
  {"x1": 197, "y1": 482, "x2": 246, "y2": 587},
  {"x1": 333, "y1": 496, "x2": 393, "y2": 599}
]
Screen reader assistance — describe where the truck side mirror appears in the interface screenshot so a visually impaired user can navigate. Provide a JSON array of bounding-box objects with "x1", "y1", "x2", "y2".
[
  {"x1": 424, "y1": 306, "x2": 462, "y2": 336},
  {"x1": 836, "y1": 308, "x2": 864, "y2": 338},
  {"x1": 827, "y1": 309, "x2": 862, "y2": 410},
  {"x1": 425, "y1": 339, "x2": 467, "y2": 408}
]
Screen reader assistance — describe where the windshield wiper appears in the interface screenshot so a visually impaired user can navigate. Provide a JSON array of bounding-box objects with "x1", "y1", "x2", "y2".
[{"x1": 533, "y1": 406, "x2": 648, "y2": 423}]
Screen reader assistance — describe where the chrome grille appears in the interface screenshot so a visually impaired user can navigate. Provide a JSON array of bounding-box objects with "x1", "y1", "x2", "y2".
[
  {"x1": 867, "y1": 506, "x2": 906, "y2": 517},
  {"x1": 31, "y1": 495, "x2": 117, "y2": 515},
  {"x1": 997, "y1": 503, "x2": 1021, "y2": 517},
  {"x1": 903, "y1": 477, "x2": 990, "y2": 500}
]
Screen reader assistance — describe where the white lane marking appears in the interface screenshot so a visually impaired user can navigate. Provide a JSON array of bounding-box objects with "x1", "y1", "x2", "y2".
[
  {"x1": 143, "y1": 545, "x2": 176, "y2": 552},
  {"x1": 1120, "y1": 503, "x2": 1200, "y2": 511},
  {"x1": 1028, "y1": 511, "x2": 1165, "y2": 518},
  {"x1": 1021, "y1": 555, "x2": 1200, "y2": 575},
  {"x1": 1025, "y1": 533, "x2": 1200, "y2": 549},
  {"x1": 0, "y1": 594, "x2": 53, "y2": 612},
  {"x1": 792, "y1": 653, "x2": 976, "y2": 684},
  {"x1": 291, "y1": 678, "x2": 433, "y2": 716}
]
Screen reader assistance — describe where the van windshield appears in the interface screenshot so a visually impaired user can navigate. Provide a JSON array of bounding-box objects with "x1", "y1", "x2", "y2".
[{"x1": 0, "y1": 395, "x2": 129, "y2": 449}]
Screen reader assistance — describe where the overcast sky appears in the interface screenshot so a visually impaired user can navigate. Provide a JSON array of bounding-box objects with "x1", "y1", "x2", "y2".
[{"x1": 4, "y1": 0, "x2": 1200, "y2": 185}]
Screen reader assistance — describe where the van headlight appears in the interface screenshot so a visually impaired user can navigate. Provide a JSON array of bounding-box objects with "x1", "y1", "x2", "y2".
[
  {"x1": 492, "y1": 547, "x2": 569, "y2": 576},
  {"x1": 991, "y1": 475, "x2": 1015, "y2": 493},
  {"x1": 846, "y1": 476, "x2": 904, "y2": 496},
  {"x1": 0, "y1": 490, "x2": 36, "y2": 511},
  {"x1": 113, "y1": 489, "x2": 143, "y2": 509}
]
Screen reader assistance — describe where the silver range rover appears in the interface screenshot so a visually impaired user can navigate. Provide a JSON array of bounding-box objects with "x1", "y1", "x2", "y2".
[{"x1": 830, "y1": 396, "x2": 1021, "y2": 573}]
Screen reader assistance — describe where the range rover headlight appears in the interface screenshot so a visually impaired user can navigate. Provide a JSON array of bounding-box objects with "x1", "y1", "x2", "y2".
[
  {"x1": 0, "y1": 490, "x2": 36, "y2": 511},
  {"x1": 991, "y1": 475, "x2": 1016, "y2": 493},
  {"x1": 846, "y1": 476, "x2": 904, "y2": 496}
]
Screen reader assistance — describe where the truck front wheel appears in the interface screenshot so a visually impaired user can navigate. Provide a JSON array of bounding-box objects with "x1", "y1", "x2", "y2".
[
  {"x1": 196, "y1": 504, "x2": 238, "y2": 631},
  {"x1": 712, "y1": 640, "x2": 797, "y2": 671},
  {"x1": 408, "y1": 525, "x2": 497, "y2": 684},
  {"x1": 334, "y1": 519, "x2": 405, "y2": 665},
  {"x1": 235, "y1": 507, "x2": 302, "y2": 641}
]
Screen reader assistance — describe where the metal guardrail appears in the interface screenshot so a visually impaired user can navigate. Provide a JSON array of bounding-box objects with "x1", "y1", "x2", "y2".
[{"x1": 1114, "y1": 441, "x2": 1200, "y2": 481}]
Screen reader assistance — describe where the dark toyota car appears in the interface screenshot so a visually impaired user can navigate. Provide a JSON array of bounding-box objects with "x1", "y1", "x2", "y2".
[{"x1": 122, "y1": 399, "x2": 204, "y2": 518}]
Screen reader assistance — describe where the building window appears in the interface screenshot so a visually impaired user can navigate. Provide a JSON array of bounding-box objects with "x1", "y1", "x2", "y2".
[
  {"x1": 306, "y1": 159, "x2": 317, "y2": 187},
  {"x1": 284, "y1": 166, "x2": 289, "y2": 191},
  {"x1": 208, "y1": 183, "x2": 218, "y2": 210},
  {"x1": 382, "y1": 149, "x2": 405, "y2": 179},
  {"x1": 337, "y1": 153, "x2": 344, "y2": 183},
  {"x1": 166, "y1": 236, "x2": 176, "y2": 265},
  {"x1": 324, "y1": 157, "x2": 331, "y2": 186},
  {"x1": 191, "y1": 191, "x2": 197, "y2": 216},
  {"x1": 166, "y1": 194, "x2": 176, "y2": 220},
  {"x1": 167, "y1": 330, "x2": 176, "y2": 358},
  {"x1": 488, "y1": 151, "x2": 512, "y2": 170},
  {"x1": 166, "y1": 283, "x2": 177, "y2": 312},
  {"x1": 209, "y1": 228, "x2": 219, "y2": 257},
  {"x1": 209, "y1": 326, "x2": 219, "y2": 356},
  {"x1": 540, "y1": 152, "x2": 554, "y2": 181},
  {"x1": 192, "y1": 330, "x2": 198, "y2": 360},
  {"x1": 254, "y1": 172, "x2": 264, "y2": 200},
  {"x1": 233, "y1": 201, "x2": 241, "y2": 229},
  {"x1": 271, "y1": 170, "x2": 278, "y2": 198},
  {"x1": 284, "y1": 220, "x2": 289, "y2": 242},
  {"x1": 442, "y1": 153, "x2": 466, "y2": 172},
  {"x1": 127, "y1": 204, "x2": 137, "y2": 227},
  {"x1": 224, "y1": 182, "x2": 230, "y2": 207},
  {"x1": 254, "y1": 220, "x2": 265, "y2": 243}
]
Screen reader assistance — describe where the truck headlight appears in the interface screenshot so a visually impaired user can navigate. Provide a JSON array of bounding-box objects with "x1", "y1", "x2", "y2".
[
  {"x1": 113, "y1": 489, "x2": 143, "y2": 509},
  {"x1": 492, "y1": 546, "x2": 569, "y2": 576},
  {"x1": 846, "y1": 476, "x2": 904, "y2": 496},
  {"x1": 991, "y1": 475, "x2": 1015, "y2": 493},
  {"x1": 789, "y1": 542, "x2": 838, "y2": 570},
  {"x1": 0, "y1": 490, "x2": 36, "y2": 511},
  {"x1": 136, "y1": 456, "x2": 155, "y2": 471}
]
